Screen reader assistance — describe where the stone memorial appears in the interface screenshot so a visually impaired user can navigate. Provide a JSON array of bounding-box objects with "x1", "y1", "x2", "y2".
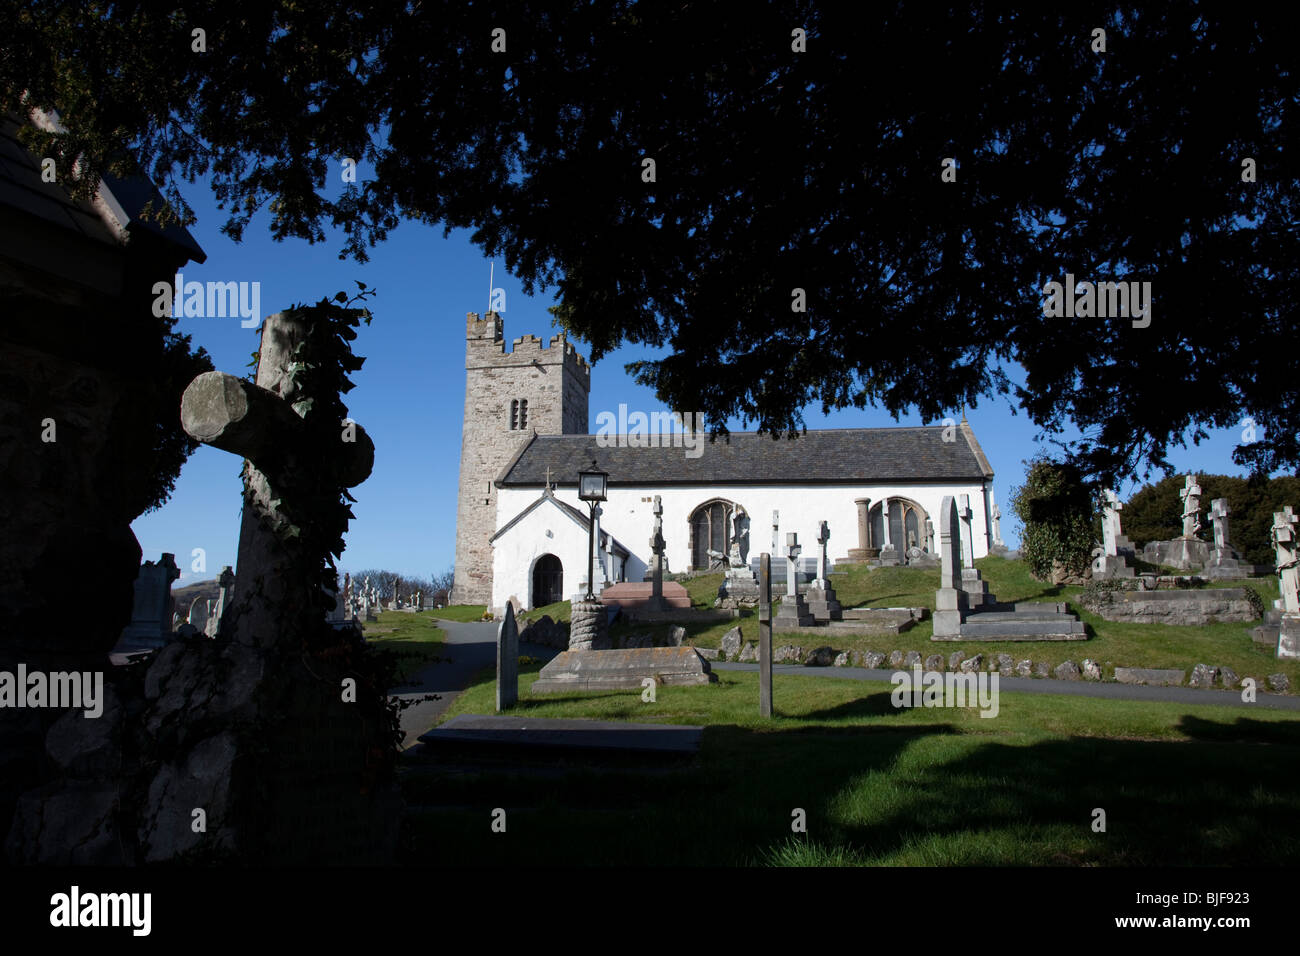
[
  {"x1": 718, "y1": 501, "x2": 761, "y2": 608},
  {"x1": 1144, "y1": 475, "x2": 1212, "y2": 570},
  {"x1": 931, "y1": 497, "x2": 968, "y2": 637},
  {"x1": 119, "y1": 553, "x2": 181, "y2": 646},
  {"x1": 957, "y1": 494, "x2": 991, "y2": 607},
  {"x1": 496, "y1": 602, "x2": 519, "y2": 710},
  {"x1": 989, "y1": 491, "x2": 1008, "y2": 555},
  {"x1": 773, "y1": 533, "x2": 815, "y2": 628},
  {"x1": 1272, "y1": 507, "x2": 1300, "y2": 659},
  {"x1": 205, "y1": 565, "x2": 235, "y2": 637},
  {"x1": 1204, "y1": 498, "x2": 1247, "y2": 580},
  {"x1": 844, "y1": 497, "x2": 876, "y2": 563},
  {"x1": 877, "y1": 497, "x2": 900, "y2": 566},
  {"x1": 804, "y1": 521, "x2": 843, "y2": 622},
  {"x1": 1092, "y1": 489, "x2": 1136, "y2": 579}
]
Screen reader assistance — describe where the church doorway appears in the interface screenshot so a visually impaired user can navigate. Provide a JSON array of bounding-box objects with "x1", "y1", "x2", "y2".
[{"x1": 532, "y1": 554, "x2": 563, "y2": 607}]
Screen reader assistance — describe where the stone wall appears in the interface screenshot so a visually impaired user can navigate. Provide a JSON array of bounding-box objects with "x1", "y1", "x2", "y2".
[{"x1": 452, "y1": 312, "x2": 591, "y2": 605}]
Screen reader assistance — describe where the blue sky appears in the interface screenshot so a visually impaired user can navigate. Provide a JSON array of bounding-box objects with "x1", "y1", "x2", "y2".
[{"x1": 131, "y1": 177, "x2": 1265, "y2": 587}]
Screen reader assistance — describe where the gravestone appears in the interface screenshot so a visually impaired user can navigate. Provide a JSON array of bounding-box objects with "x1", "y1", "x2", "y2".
[
  {"x1": 773, "y1": 533, "x2": 815, "y2": 628},
  {"x1": 1093, "y1": 490, "x2": 1135, "y2": 579},
  {"x1": 205, "y1": 565, "x2": 235, "y2": 637},
  {"x1": 805, "y1": 520, "x2": 843, "y2": 622},
  {"x1": 496, "y1": 602, "x2": 519, "y2": 710},
  {"x1": 989, "y1": 490, "x2": 1008, "y2": 555},
  {"x1": 1143, "y1": 476, "x2": 1211, "y2": 570},
  {"x1": 119, "y1": 553, "x2": 181, "y2": 646},
  {"x1": 932, "y1": 497, "x2": 968, "y2": 637},
  {"x1": 717, "y1": 501, "x2": 760, "y2": 608},
  {"x1": 1204, "y1": 498, "x2": 1247, "y2": 580},
  {"x1": 759, "y1": 553, "x2": 773, "y2": 717},
  {"x1": 877, "y1": 497, "x2": 900, "y2": 566},
  {"x1": 956, "y1": 495, "x2": 990, "y2": 607},
  {"x1": 1181, "y1": 474, "x2": 1202, "y2": 538},
  {"x1": 1271, "y1": 508, "x2": 1300, "y2": 659}
]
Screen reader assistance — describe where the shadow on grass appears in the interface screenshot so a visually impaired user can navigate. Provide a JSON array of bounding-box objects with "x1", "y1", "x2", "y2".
[{"x1": 401, "y1": 711, "x2": 1300, "y2": 867}]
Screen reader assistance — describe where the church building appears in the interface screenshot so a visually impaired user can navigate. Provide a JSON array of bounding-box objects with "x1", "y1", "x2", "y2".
[{"x1": 451, "y1": 312, "x2": 999, "y2": 614}]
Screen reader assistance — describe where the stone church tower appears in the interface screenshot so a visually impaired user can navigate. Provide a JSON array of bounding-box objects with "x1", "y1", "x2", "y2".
[{"x1": 452, "y1": 311, "x2": 590, "y2": 605}]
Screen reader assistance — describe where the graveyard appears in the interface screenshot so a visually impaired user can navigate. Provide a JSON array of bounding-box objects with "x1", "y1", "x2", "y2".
[{"x1": 5, "y1": 6, "x2": 1299, "y2": 902}]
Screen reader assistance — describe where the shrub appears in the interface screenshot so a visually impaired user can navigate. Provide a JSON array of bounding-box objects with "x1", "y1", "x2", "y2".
[{"x1": 1009, "y1": 456, "x2": 1099, "y2": 582}]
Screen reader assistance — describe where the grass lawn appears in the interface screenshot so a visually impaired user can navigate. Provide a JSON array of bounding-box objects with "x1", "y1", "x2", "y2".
[
  {"x1": 401, "y1": 661, "x2": 1300, "y2": 866},
  {"x1": 362, "y1": 611, "x2": 447, "y2": 683},
  {"x1": 426, "y1": 604, "x2": 488, "y2": 622}
]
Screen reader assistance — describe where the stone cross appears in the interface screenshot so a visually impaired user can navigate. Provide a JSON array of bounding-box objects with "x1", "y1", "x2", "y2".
[
  {"x1": 990, "y1": 498, "x2": 1004, "y2": 547},
  {"x1": 925, "y1": 517, "x2": 935, "y2": 553},
  {"x1": 496, "y1": 602, "x2": 519, "y2": 710},
  {"x1": 957, "y1": 494, "x2": 975, "y2": 568},
  {"x1": 785, "y1": 532, "x2": 802, "y2": 600},
  {"x1": 415, "y1": 589, "x2": 422, "y2": 609},
  {"x1": 179, "y1": 311, "x2": 374, "y2": 648},
  {"x1": 880, "y1": 498, "x2": 893, "y2": 548},
  {"x1": 815, "y1": 520, "x2": 831, "y2": 588},
  {"x1": 649, "y1": 495, "x2": 665, "y2": 600},
  {"x1": 207, "y1": 565, "x2": 235, "y2": 637},
  {"x1": 1101, "y1": 490, "x2": 1123, "y2": 557},
  {"x1": 1272, "y1": 507, "x2": 1299, "y2": 614},
  {"x1": 1210, "y1": 498, "x2": 1231, "y2": 552},
  {"x1": 730, "y1": 505, "x2": 748, "y2": 567},
  {"x1": 1180, "y1": 474, "x2": 1202, "y2": 539},
  {"x1": 544, "y1": 466, "x2": 552, "y2": 491}
]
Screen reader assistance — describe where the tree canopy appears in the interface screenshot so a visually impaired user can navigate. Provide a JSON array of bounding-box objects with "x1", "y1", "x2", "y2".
[{"x1": 6, "y1": 1, "x2": 1296, "y2": 483}]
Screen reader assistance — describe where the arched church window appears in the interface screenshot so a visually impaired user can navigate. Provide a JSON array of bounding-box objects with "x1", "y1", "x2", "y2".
[
  {"x1": 867, "y1": 498, "x2": 930, "y2": 556},
  {"x1": 687, "y1": 498, "x2": 746, "y2": 570}
]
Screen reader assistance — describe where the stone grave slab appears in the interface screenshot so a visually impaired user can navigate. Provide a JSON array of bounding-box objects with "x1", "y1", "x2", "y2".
[{"x1": 531, "y1": 646, "x2": 715, "y2": 693}]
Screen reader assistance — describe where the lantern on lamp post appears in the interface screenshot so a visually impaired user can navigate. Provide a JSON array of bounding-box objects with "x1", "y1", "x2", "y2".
[{"x1": 578, "y1": 460, "x2": 609, "y2": 600}]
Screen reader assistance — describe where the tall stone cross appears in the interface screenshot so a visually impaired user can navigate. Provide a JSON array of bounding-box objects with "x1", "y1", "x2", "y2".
[
  {"x1": 990, "y1": 496, "x2": 1004, "y2": 547},
  {"x1": 544, "y1": 466, "x2": 552, "y2": 491},
  {"x1": 815, "y1": 520, "x2": 831, "y2": 589},
  {"x1": 180, "y1": 312, "x2": 374, "y2": 648},
  {"x1": 1271, "y1": 507, "x2": 1299, "y2": 614},
  {"x1": 649, "y1": 495, "x2": 665, "y2": 600},
  {"x1": 1102, "y1": 489, "x2": 1123, "y2": 557},
  {"x1": 785, "y1": 532, "x2": 802, "y2": 600},
  {"x1": 1180, "y1": 474, "x2": 1202, "y2": 539},
  {"x1": 1209, "y1": 498, "x2": 1231, "y2": 552}
]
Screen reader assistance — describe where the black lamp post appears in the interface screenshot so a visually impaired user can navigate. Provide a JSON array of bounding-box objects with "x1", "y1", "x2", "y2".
[{"x1": 578, "y1": 459, "x2": 609, "y2": 600}]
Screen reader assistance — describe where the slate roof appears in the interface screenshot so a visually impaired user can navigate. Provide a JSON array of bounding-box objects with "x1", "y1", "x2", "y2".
[
  {"x1": 491, "y1": 489, "x2": 630, "y2": 555},
  {"x1": 0, "y1": 112, "x2": 205, "y2": 261},
  {"x1": 498, "y1": 425, "x2": 993, "y2": 486}
]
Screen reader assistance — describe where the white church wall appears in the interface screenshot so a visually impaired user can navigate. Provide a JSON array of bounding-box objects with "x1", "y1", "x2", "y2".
[
  {"x1": 489, "y1": 500, "x2": 591, "y2": 613},
  {"x1": 495, "y1": 480, "x2": 992, "y2": 588}
]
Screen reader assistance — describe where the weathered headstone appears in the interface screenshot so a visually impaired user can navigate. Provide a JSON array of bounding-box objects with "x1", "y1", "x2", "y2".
[
  {"x1": 496, "y1": 602, "x2": 519, "y2": 710},
  {"x1": 1204, "y1": 498, "x2": 1246, "y2": 580},
  {"x1": 759, "y1": 552, "x2": 773, "y2": 717},
  {"x1": 877, "y1": 497, "x2": 900, "y2": 566},
  {"x1": 119, "y1": 553, "x2": 181, "y2": 646},
  {"x1": 1093, "y1": 490, "x2": 1135, "y2": 579},
  {"x1": 805, "y1": 520, "x2": 843, "y2": 622},
  {"x1": 773, "y1": 532, "x2": 815, "y2": 628},
  {"x1": 932, "y1": 497, "x2": 968, "y2": 637},
  {"x1": 956, "y1": 495, "x2": 990, "y2": 606},
  {"x1": 205, "y1": 565, "x2": 235, "y2": 637},
  {"x1": 1274, "y1": 507, "x2": 1300, "y2": 659},
  {"x1": 1181, "y1": 474, "x2": 1203, "y2": 538}
]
